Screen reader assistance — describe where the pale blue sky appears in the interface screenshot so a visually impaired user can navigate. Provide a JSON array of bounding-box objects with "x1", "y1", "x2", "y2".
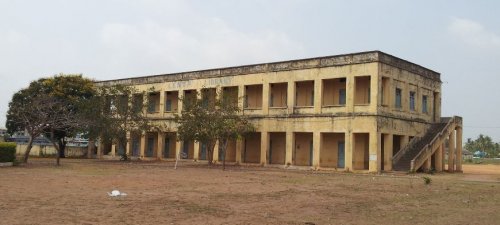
[{"x1": 1, "y1": 0, "x2": 499, "y2": 141}]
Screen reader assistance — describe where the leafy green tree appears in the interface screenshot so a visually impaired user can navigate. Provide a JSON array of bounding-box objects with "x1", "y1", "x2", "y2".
[
  {"x1": 464, "y1": 134, "x2": 499, "y2": 158},
  {"x1": 175, "y1": 88, "x2": 254, "y2": 169},
  {"x1": 84, "y1": 84, "x2": 151, "y2": 158},
  {"x1": 6, "y1": 74, "x2": 96, "y2": 165}
]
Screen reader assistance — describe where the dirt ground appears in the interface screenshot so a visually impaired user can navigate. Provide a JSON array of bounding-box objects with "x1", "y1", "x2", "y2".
[{"x1": 1, "y1": 159, "x2": 499, "y2": 225}]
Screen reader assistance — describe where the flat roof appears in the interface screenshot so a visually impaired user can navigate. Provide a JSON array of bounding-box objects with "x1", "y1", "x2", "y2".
[{"x1": 96, "y1": 50, "x2": 440, "y2": 86}]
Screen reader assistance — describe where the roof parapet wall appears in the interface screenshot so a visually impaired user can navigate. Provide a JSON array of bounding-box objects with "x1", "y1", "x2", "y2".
[{"x1": 96, "y1": 51, "x2": 440, "y2": 86}]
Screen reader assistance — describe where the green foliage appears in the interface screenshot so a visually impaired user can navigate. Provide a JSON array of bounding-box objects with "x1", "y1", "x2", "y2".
[
  {"x1": 0, "y1": 142, "x2": 16, "y2": 163},
  {"x1": 464, "y1": 134, "x2": 499, "y2": 158},
  {"x1": 422, "y1": 176, "x2": 432, "y2": 185},
  {"x1": 175, "y1": 87, "x2": 254, "y2": 167},
  {"x1": 84, "y1": 84, "x2": 151, "y2": 151}
]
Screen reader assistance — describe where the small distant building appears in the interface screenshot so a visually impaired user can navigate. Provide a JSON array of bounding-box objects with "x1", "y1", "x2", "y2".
[{"x1": 462, "y1": 150, "x2": 473, "y2": 160}]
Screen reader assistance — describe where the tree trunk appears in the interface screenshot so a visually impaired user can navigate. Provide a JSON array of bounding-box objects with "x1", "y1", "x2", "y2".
[
  {"x1": 23, "y1": 135, "x2": 34, "y2": 163},
  {"x1": 207, "y1": 141, "x2": 216, "y2": 167},
  {"x1": 58, "y1": 138, "x2": 66, "y2": 158},
  {"x1": 221, "y1": 139, "x2": 229, "y2": 171},
  {"x1": 87, "y1": 139, "x2": 94, "y2": 159},
  {"x1": 49, "y1": 131, "x2": 61, "y2": 166}
]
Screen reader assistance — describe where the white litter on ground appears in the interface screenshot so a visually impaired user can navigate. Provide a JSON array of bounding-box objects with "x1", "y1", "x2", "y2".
[{"x1": 107, "y1": 190, "x2": 127, "y2": 197}]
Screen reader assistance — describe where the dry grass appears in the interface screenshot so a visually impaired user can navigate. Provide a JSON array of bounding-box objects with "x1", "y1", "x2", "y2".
[{"x1": 0, "y1": 158, "x2": 499, "y2": 225}]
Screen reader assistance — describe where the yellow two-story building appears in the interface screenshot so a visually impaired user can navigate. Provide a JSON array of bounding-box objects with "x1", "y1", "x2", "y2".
[{"x1": 96, "y1": 51, "x2": 462, "y2": 173}]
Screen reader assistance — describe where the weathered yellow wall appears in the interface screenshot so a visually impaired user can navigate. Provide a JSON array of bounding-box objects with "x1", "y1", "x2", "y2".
[
  {"x1": 353, "y1": 133, "x2": 369, "y2": 170},
  {"x1": 294, "y1": 132, "x2": 312, "y2": 166},
  {"x1": 295, "y1": 81, "x2": 314, "y2": 107},
  {"x1": 322, "y1": 78, "x2": 346, "y2": 106}
]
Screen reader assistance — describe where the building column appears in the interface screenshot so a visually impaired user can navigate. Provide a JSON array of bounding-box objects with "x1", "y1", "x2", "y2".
[
  {"x1": 456, "y1": 127, "x2": 463, "y2": 172},
  {"x1": 260, "y1": 132, "x2": 269, "y2": 165},
  {"x1": 235, "y1": 139, "x2": 243, "y2": 164},
  {"x1": 285, "y1": 131, "x2": 294, "y2": 166},
  {"x1": 345, "y1": 131, "x2": 353, "y2": 171},
  {"x1": 423, "y1": 158, "x2": 431, "y2": 171},
  {"x1": 157, "y1": 132, "x2": 165, "y2": 159},
  {"x1": 383, "y1": 134, "x2": 393, "y2": 171},
  {"x1": 159, "y1": 91, "x2": 165, "y2": 117},
  {"x1": 435, "y1": 144, "x2": 443, "y2": 172},
  {"x1": 346, "y1": 75, "x2": 355, "y2": 112},
  {"x1": 175, "y1": 139, "x2": 182, "y2": 160},
  {"x1": 213, "y1": 141, "x2": 220, "y2": 163},
  {"x1": 400, "y1": 135, "x2": 409, "y2": 150},
  {"x1": 448, "y1": 131, "x2": 456, "y2": 172},
  {"x1": 111, "y1": 142, "x2": 117, "y2": 157},
  {"x1": 314, "y1": 79, "x2": 322, "y2": 113},
  {"x1": 441, "y1": 143, "x2": 446, "y2": 171},
  {"x1": 177, "y1": 89, "x2": 184, "y2": 113},
  {"x1": 140, "y1": 132, "x2": 146, "y2": 158},
  {"x1": 193, "y1": 141, "x2": 200, "y2": 161},
  {"x1": 312, "y1": 132, "x2": 321, "y2": 169},
  {"x1": 125, "y1": 132, "x2": 131, "y2": 156},
  {"x1": 369, "y1": 132, "x2": 380, "y2": 172},
  {"x1": 262, "y1": 83, "x2": 269, "y2": 115},
  {"x1": 238, "y1": 85, "x2": 245, "y2": 114},
  {"x1": 287, "y1": 81, "x2": 295, "y2": 114}
]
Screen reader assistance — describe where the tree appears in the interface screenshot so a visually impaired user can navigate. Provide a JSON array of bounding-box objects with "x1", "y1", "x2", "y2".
[
  {"x1": 464, "y1": 134, "x2": 499, "y2": 158},
  {"x1": 175, "y1": 88, "x2": 254, "y2": 169},
  {"x1": 84, "y1": 84, "x2": 151, "y2": 158},
  {"x1": 6, "y1": 74, "x2": 96, "y2": 165}
]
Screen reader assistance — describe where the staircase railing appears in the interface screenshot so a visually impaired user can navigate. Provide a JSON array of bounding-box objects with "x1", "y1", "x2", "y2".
[{"x1": 410, "y1": 116, "x2": 461, "y2": 171}]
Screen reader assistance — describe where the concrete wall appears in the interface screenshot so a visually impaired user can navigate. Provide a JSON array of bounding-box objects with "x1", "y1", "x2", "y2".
[
  {"x1": 94, "y1": 51, "x2": 443, "y2": 172},
  {"x1": 16, "y1": 144, "x2": 87, "y2": 157}
]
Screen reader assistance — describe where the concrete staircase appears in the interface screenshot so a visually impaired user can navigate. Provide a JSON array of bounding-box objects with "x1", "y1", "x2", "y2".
[{"x1": 392, "y1": 116, "x2": 462, "y2": 172}]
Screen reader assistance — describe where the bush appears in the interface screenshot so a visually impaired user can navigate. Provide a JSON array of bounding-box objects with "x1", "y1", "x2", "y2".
[{"x1": 0, "y1": 142, "x2": 16, "y2": 163}]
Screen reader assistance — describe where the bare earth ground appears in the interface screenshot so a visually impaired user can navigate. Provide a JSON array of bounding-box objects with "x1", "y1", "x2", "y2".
[{"x1": 1, "y1": 159, "x2": 499, "y2": 225}]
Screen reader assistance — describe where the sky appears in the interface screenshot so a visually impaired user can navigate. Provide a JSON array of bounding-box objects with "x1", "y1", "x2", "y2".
[{"x1": 1, "y1": 0, "x2": 499, "y2": 141}]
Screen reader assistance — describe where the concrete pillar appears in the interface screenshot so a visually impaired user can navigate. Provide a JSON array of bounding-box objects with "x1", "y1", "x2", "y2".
[
  {"x1": 260, "y1": 132, "x2": 269, "y2": 165},
  {"x1": 448, "y1": 131, "x2": 455, "y2": 172},
  {"x1": 400, "y1": 135, "x2": 409, "y2": 150},
  {"x1": 157, "y1": 132, "x2": 165, "y2": 159},
  {"x1": 347, "y1": 76, "x2": 354, "y2": 111},
  {"x1": 314, "y1": 79, "x2": 322, "y2": 113},
  {"x1": 140, "y1": 132, "x2": 146, "y2": 158},
  {"x1": 193, "y1": 141, "x2": 200, "y2": 161},
  {"x1": 441, "y1": 142, "x2": 446, "y2": 171},
  {"x1": 312, "y1": 132, "x2": 321, "y2": 169},
  {"x1": 456, "y1": 127, "x2": 463, "y2": 172},
  {"x1": 213, "y1": 141, "x2": 220, "y2": 163},
  {"x1": 111, "y1": 142, "x2": 117, "y2": 157},
  {"x1": 369, "y1": 132, "x2": 380, "y2": 172},
  {"x1": 435, "y1": 144, "x2": 443, "y2": 172},
  {"x1": 383, "y1": 134, "x2": 393, "y2": 171},
  {"x1": 159, "y1": 91, "x2": 165, "y2": 117},
  {"x1": 287, "y1": 81, "x2": 295, "y2": 114},
  {"x1": 238, "y1": 85, "x2": 245, "y2": 114},
  {"x1": 235, "y1": 139, "x2": 243, "y2": 164},
  {"x1": 262, "y1": 82, "x2": 269, "y2": 115},
  {"x1": 345, "y1": 131, "x2": 353, "y2": 171},
  {"x1": 175, "y1": 139, "x2": 182, "y2": 160},
  {"x1": 423, "y1": 158, "x2": 431, "y2": 171},
  {"x1": 177, "y1": 89, "x2": 184, "y2": 113},
  {"x1": 285, "y1": 131, "x2": 294, "y2": 166},
  {"x1": 125, "y1": 132, "x2": 131, "y2": 156}
]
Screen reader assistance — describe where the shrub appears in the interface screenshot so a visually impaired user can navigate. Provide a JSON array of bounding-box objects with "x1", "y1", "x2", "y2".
[{"x1": 0, "y1": 142, "x2": 16, "y2": 163}]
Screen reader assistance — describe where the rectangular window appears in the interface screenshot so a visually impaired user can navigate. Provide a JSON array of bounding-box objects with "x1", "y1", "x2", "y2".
[
  {"x1": 339, "y1": 89, "x2": 346, "y2": 105},
  {"x1": 395, "y1": 88, "x2": 402, "y2": 109},
  {"x1": 165, "y1": 99, "x2": 172, "y2": 111},
  {"x1": 422, "y1": 95, "x2": 428, "y2": 113},
  {"x1": 409, "y1": 91, "x2": 416, "y2": 111}
]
